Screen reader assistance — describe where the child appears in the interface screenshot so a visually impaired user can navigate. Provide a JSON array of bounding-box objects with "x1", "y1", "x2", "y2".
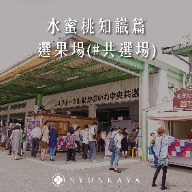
[{"x1": 66, "y1": 127, "x2": 76, "y2": 161}]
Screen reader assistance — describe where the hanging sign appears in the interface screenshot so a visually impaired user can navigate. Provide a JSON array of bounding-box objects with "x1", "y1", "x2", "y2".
[{"x1": 173, "y1": 88, "x2": 192, "y2": 109}]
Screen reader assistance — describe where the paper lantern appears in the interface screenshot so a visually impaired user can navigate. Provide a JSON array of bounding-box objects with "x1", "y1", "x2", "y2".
[
  {"x1": 184, "y1": 146, "x2": 190, "y2": 151},
  {"x1": 171, "y1": 146, "x2": 176, "y2": 151},
  {"x1": 176, "y1": 152, "x2": 181, "y2": 157},
  {"x1": 174, "y1": 141, "x2": 180, "y2": 146},
  {"x1": 185, "y1": 141, "x2": 190, "y2": 146},
  {"x1": 171, "y1": 142, "x2": 175, "y2": 146},
  {"x1": 181, "y1": 152, "x2": 186, "y2": 157}
]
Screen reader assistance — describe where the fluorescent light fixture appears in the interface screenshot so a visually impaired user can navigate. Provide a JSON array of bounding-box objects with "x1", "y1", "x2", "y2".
[
  {"x1": 66, "y1": 76, "x2": 79, "y2": 81},
  {"x1": 37, "y1": 85, "x2": 46, "y2": 89}
]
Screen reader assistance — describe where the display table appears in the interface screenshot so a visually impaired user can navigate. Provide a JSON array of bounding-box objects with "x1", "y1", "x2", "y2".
[{"x1": 168, "y1": 139, "x2": 192, "y2": 168}]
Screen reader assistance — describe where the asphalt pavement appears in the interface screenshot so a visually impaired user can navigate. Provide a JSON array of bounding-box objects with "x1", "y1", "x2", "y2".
[{"x1": 0, "y1": 149, "x2": 191, "y2": 192}]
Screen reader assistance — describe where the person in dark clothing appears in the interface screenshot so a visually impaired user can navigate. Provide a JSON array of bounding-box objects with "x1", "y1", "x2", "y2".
[
  {"x1": 121, "y1": 132, "x2": 128, "y2": 158},
  {"x1": 128, "y1": 135, "x2": 136, "y2": 157},
  {"x1": 66, "y1": 127, "x2": 76, "y2": 161},
  {"x1": 80, "y1": 125, "x2": 89, "y2": 160},
  {"x1": 152, "y1": 127, "x2": 175, "y2": 190},
  {"x1": 97, "y1": 135, "x2": 105, "y2": 152},
  {"x1": 49, "y1": 125, "x2": 58, "y2": 161}
]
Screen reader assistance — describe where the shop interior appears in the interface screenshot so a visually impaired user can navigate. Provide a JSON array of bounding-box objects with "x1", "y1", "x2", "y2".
[
  {"x1": 168, "y1": 120, "x2": 192, "y2": 139},
  {"x1": 9, "y1": 113, "x2": 25, "y2": 129}
]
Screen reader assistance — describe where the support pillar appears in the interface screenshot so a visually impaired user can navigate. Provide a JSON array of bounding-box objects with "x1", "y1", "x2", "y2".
[
  {"x1": 37, "y1": 94, "x2": 43, "y2": 106},
  {"x1": 88, "y1": 104, "x2": 97, "y2": 118},
  {"x1": 35, "y1": 94, "x2": 43, "y2": 112},
  {"x1": 189, "y1": 53, "x2": 192, "y2": 72},
  {"x1": 50, "y1": 109, "x2": 55, "y2": 114},
  {"x1": 139, "y1": 63, "x2": 149, "y2": 161},
  {"x1": 24, "y1": 112, "x2": 28, "y2": 132}
]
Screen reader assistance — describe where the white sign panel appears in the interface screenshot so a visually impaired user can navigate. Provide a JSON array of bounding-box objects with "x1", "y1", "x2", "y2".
[{"x1": 43, "y1": 78, "x2": 139, "y2": 110}]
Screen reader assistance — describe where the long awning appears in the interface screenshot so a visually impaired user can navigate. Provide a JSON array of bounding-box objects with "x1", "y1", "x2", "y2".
[
  {"x1": 148, "y1": 116, "x2": 192, "y2": 121},
  {"x1": 148, "y1": 111, "x2": 192, "y2": 121}
]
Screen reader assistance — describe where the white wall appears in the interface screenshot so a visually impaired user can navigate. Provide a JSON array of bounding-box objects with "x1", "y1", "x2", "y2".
[{"x1": 148, "y1": 70, "x2": 183, "y2": 108}]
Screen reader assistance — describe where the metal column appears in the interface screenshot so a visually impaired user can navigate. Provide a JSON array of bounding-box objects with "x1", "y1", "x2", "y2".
[{"x1": 138, "y1": 63, "x2": 149, "y2": 161}]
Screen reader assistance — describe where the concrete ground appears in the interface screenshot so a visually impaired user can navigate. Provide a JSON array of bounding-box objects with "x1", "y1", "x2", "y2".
[{"x1": 0, "y1": 148, "x2": 192, "y2": 192}]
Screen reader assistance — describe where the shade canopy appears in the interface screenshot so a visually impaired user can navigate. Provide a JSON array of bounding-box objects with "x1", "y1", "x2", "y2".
[
  {"x1": 148, "y1": 111, "x2": 192, "y2": 121},
  {"x1": 0, "y1": 35, "x2": 157, "y2": 105}
]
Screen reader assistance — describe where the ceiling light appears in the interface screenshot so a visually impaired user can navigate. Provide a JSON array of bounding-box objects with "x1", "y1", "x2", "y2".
[
  {"x1": 66, "y1": 76, "x2": 79, "y2": 81},
  {"x1": 37, "y1": 85, "x2": 46, "y2": 89}
]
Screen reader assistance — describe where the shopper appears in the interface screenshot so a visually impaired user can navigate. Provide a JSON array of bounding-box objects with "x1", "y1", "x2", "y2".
[
  {"x1": 40, "y1": 121, "x2": 49, "y2": 161},
  {"x1": 8, "y1": 123, "x2": 15, "y2": 155},
  {"x1": 109, "y1": 127, "x2": 123, "y2": 173},
  {"x1": 135, "y1": 128, "x2": 139, "y2": 159},
  {"x1": 121, "y1": 131, "x2": 128, "y2": 158},
  {"x1": 5, "y1": 123, "x2": 11, "y2": 150},
  {"x1": 49, "y1": 125, "x2": 58, "y2": 161},
  {"x1": 74, "y1": 126, "x2": 81, "y2": 153},
  {"x1": 152, "y1": 127, "x2": 175, "y2": 190},
  {"x1": 104, "y1": 130, "x2": 112, "y2": 159},
  {"x1": 21, "y1": 130, "x2": 27, "y2": 155},
  {"x1": 97, "y1": 133, "x2": 105, "y2": 152},
  {"x1": 66, "y1": 127, "x2": 76, "y2": 161},
  {"x1": 10, "y1": 125, "x2": 22, "y2": 160},
  {"x1": 80, "y1": 125, "x2": 89, "y2": 160},
  {"x1": 31, "y1": 124, "x2": 41, "y2": 157},
  {"x1": 150, "y1": 132, "x2": 158, "y2": 169},
  {"x1": 88, "y1": 122, "x2": 97, "y2": 163}
]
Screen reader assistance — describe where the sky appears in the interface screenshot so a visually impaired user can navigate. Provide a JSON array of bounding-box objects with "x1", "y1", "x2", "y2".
[{"x1": 0, "y1": 0, "x2": 191, "y2": 72}]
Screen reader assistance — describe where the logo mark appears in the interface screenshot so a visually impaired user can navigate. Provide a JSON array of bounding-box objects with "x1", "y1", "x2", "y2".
[{"x1": 52, "y1": 173, "x2": 65, "y2": 187}]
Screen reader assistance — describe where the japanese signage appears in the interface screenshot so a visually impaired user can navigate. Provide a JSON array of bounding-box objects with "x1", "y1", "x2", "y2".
[
  {"x1": 43, "y1": 78, "x2": 139, "y2": 109},
  {"x1": 11, "y1": 102, "x2": 26, "y2": 110},
  {"x1": 173, "y1": 88, "x2": 192, "y2": 109},
  {"x1": 0, "y1": 106, "x2": 8, "y2": 112}
]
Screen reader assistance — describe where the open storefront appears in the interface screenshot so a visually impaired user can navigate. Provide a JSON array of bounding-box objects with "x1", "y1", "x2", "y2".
[
  {"x1": 26, "y1": 113, "x2": 97, "y2": 151},
  {"x1": 148, "y1": 111, "x2": 192, "y2": 168}
]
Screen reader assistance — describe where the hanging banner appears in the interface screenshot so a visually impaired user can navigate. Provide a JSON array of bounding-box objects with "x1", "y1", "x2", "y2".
[
  {"x1": 43, "y1": 78, "x2": 139, "y2": 109},
  {"x1": 173, "y1": 88, "x2": 192, "y2": 109}
]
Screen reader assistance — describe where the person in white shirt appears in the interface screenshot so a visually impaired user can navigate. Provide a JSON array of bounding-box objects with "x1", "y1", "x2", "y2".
[
  {"x1": 74, "y1": 126, "x2": 81, "y2": 153},
  {"x1": 30, "y1": 125, "x2": 41, "y2": 157},
  {"x1": 80, "y1": 125, "x2": 89, "y2": 160},
  {"x1": 88, "y1": 122, "x2": 97, "y2": 162},
  {"x1": 109, "y1": 127, "x2": 123, "y2": 173}
]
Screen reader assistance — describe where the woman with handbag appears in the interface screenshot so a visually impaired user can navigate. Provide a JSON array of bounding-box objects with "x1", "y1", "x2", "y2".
[
  {"x1": 40, "y1": 121, "x2": 49, "y2": 161},
  {"x1": 49, "y1": 125, "x2": 58, "y2": 161},
  {"x1": 109, "y1": 127, "x2": 123, "y2": 173},
  {"x1": 10, "y1": 125, "x2": 22, "y2": 160},
  {"x1": 152, "y1": 127, "x2": 175, "y2": 190}
]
